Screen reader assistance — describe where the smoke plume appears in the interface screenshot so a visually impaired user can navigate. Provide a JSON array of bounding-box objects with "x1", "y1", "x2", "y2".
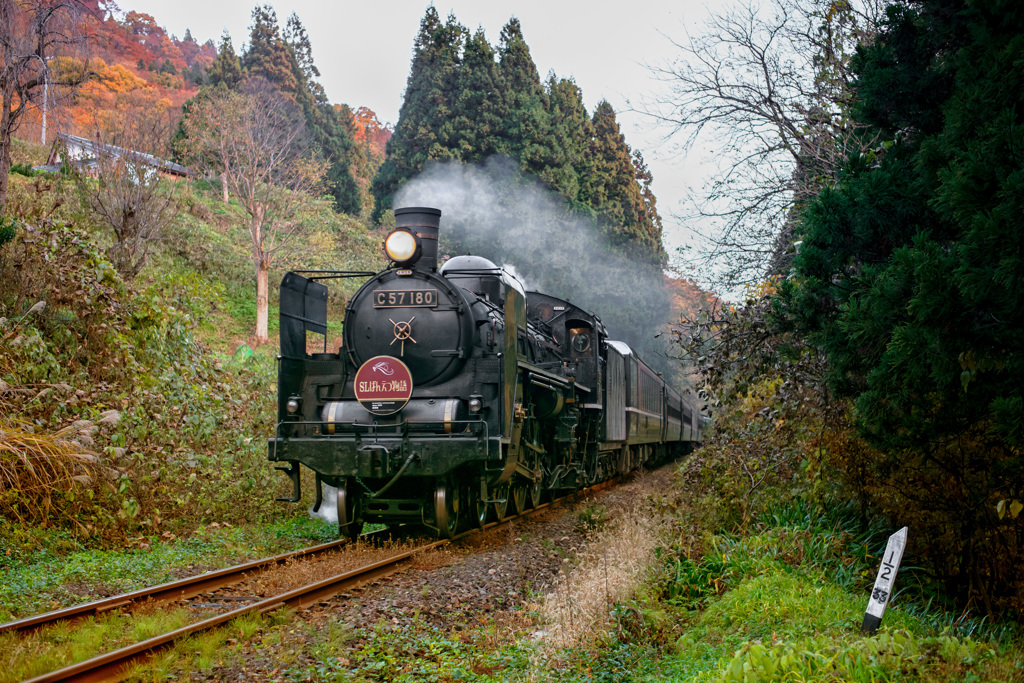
[{"x1": 395, "y1": 156, "x2": 676, "y2": 376}]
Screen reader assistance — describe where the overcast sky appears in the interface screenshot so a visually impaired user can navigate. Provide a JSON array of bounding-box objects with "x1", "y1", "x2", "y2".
[{"x1": 128, "y1": 0, "x2": 716, "y2": 272}]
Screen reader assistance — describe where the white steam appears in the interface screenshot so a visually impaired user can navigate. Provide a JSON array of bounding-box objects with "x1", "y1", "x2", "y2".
[
  {"x1": 394, "y1": 156, "x2": 674, "y2": 373},
  {"x1": 309, "y1": 484, "x2": 339, "y2": 526}
]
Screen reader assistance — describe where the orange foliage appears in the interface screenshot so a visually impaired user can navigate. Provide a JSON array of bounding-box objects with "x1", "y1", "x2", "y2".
[
  {"x1": 350, "y1": 106, "x2": 391, "y2": 160},
  {"x1": 43, "y1": 6, "x2": 216, "y2": 141},
  {"x1": 664, "y1": 272, "x2": 719, "y2": 322}
]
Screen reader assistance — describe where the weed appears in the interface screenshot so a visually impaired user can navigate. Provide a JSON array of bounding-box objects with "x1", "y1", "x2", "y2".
[
  {"x1": 0, "y1": 607, "x2": 189, "y2": 683},
  {"x1": 577, "y1": 501, "x2": 607, "y2": 531},
  {"x1": 542, "y1": 501, "x2": 668, "y2": 652}
]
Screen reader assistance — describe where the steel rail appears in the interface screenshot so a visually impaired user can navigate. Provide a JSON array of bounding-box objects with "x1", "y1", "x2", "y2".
[
  {"x1": 17, "y1": 475, "x2": 625, "y2": 682},
  {"x1": 22, "y1": 537, "x2": 450, "y2": 683},
  {"x1": 1, "y1": 534, "x2": 390, "y2": 636}
]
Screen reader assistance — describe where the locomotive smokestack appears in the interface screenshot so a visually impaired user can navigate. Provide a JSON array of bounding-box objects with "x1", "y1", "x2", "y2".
[{"x1": 394, "y1": 206, "x2": 442, "y2": 271}]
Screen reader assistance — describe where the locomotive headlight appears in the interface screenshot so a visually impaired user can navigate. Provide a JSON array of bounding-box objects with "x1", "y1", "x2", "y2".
[
  {"x1": 384, "y1": 229, "x2": 419, "y2": 264},
  {"x1": 468, "y1": 397, "x2": 483, "y2": 413},
  {"x1": 286, "y1": 397, "x2": 300, "y2": 414}
]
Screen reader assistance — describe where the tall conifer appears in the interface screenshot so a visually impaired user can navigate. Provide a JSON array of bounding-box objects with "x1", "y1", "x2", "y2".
[
  {"x1": 207, "y1": 31, "x2": 243, "y2": 89},
  {"x1": 284, "y1": 12, "x2": 325, "y2": 102},
  {"x1": 371, "y1": 9, "x2": 466, "y2": 221},
  {"x1": 786, "y1": 0, "x2": 1024, "y2": 605},
  {"x1": 282, "y1": 12, "x2": 361, "y2": 215},
  {"x1": 583, "y1": 101, "x2": 664, "y2": 262},
  {"x1": 244, "y1": 5, "x2": 298, "y2": 98},
  {"x1": 543, "y1": 74, "x2": 592, "y2": 203},
  {"x1": 447, "y1": 28, "x2": 504, "y2": 162},
  {"x1": 495, "y1": 18, "x2": 552, "y2": 179}
]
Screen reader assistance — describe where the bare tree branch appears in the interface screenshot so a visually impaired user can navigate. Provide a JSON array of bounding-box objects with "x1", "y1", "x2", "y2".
[
  {"x1": 645, "y1": 0, "x2": 885, "y2": 291},
  {"x1": 179, "y1": 78, "x2": 324, "y2": 344},
  {"x1": 0, "y1": 0, "x2": 93, "y2": 212},
  {"x1": 76, "y1": 98, "x2": 180, "y2": 279}
]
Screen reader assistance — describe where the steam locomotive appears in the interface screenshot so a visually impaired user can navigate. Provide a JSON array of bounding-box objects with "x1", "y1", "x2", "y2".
[{"x1": 268, "y1": 207, "x2": 704, "y2": 538}]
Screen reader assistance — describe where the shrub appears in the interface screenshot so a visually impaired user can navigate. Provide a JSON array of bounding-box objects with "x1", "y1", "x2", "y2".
[
  {"x1": 0, "y1": 216, "x2": 15, "y2": 249},
  {"x1": 9, "y1": 162, "x2": 37, "y2": 177}
]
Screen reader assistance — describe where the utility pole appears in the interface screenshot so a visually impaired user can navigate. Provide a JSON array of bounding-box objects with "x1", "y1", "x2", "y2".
[
  {"x1": 32, "y1": 54, "x2": 50, "y2": 145},
  {"x1": 41, "y1": 55, "x2": 50, "y2": 145}
]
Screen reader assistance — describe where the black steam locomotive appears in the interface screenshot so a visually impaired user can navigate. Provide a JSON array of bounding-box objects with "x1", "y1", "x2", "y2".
[{"x1": 268, "y1": 207, "x2": 704, "y2": 538}]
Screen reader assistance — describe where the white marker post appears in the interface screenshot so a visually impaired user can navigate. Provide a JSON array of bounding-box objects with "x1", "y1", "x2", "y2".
[{"x1": 862, "y1": 526, "x2": 908, "y2": 634}]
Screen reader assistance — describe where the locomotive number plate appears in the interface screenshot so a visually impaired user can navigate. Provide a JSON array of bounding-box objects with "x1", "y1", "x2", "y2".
[{"x1": 372, "y1": 289, "x2": 438, "y2": 308}]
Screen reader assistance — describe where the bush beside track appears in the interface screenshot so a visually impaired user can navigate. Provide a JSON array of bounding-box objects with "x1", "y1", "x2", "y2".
[{"x1": 0, "y1": 167, "x2": 383, "y2": 569}]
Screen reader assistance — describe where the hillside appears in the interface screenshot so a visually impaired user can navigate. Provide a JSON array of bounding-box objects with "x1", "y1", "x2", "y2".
[
  {"x1": 0, "y1": 164, "x2": 384, "y2": 555},
  {"x1": 12, "y1": 1, "x2": 388, "y2": 195}
]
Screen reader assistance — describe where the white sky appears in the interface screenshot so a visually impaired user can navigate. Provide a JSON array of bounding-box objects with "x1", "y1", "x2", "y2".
[{"x1": 128, "y1": 0, "x2": 716, "y2": 270}]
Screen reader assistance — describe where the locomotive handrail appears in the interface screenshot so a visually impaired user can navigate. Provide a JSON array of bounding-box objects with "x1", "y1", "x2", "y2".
[
  {"x1": 288, "y1": 269, "x2": 377, "y2": 280},
  {"x1": 280, "y1": 311, "x2": 340, "y2": 328},
  {"x1": 518, "y1": 360, "x2": 571, "y2": 389}
]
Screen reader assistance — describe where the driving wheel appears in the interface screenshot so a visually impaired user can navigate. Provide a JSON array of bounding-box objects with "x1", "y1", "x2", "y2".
[
  {"x1": 529, "y1": 477, "x2": 544, "y2": 508},
  {"x1": 337, "y1": 480, "x2": 364, "y2": 541},
  {"x1": 511, "y1": 483, "x2": 527, "y2": 515},
  {"x1": 492, "y1": 483, "x2": 509, "y2": 521},
  {"x1": 434, "y1": 477, "x2": 461, "y2": 539}
]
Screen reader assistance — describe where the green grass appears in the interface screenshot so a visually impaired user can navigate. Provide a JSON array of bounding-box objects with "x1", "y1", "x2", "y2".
[
  {"x1": 0, "y1": 515, "x2": 339, "y2": 622},
  {"x1": 0, "y1": 606, "x2": 191, "y2": 683}
]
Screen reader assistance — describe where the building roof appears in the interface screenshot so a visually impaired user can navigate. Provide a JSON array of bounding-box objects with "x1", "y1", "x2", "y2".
[{"x1": 50, "y1": 132, "x2": 194, "y2": 178}]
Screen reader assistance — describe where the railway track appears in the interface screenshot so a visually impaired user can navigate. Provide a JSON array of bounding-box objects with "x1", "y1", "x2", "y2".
[
  {"x1": 0, "y1": 538, "x2": 357, "y2": 636},
  {"x1": 6, "y1": 479, "x2": 617, "y2": 682}
]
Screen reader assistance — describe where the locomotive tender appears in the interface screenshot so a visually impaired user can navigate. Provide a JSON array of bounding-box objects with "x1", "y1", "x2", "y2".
[{"x1": 268, "y1": 207, "x2": 703, "y2": 538}]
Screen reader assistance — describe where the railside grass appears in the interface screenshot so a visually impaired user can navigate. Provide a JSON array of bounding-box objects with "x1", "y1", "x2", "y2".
[
  {"x1": 0, "y1": 606, "x2": 191, "y2": 683},
  {"x1": 0, "y1": 515, "x2": 338, "y2": 621},
  {"x1": 521, "y1": 489, "x2": 1024, "y2": 682},
  {"x1": 539, "y1": 499, "x2": 668, "y2": 653}
]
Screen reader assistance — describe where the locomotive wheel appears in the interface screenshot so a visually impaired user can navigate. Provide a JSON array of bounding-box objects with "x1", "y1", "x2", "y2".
[
  {"x1": 529, "y1": 478, "x2": 544, "y2": 509},
  {"x1": 474, "y1": 494, "x2": 487, "y2": 529},
  {"x1": 337, "y1": 481, "x2": 364, "y2": 541},
  {"x1": 492, "y1": 484, "x2": 509, "y2": 521},
  {"x1": 434, "y1": 477, "x2": 460, "y2": 539},
  {"x1": 511, "y1": 483, "x2": 527, "y2": 516},
  {"x1": 468, "y1": 481, "x2": 487, "y2": 528}
]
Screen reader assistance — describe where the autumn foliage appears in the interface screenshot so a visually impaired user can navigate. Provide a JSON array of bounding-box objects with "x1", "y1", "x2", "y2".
[{"x1": 14, "y1": 3, "x2": 214, "y2": 144}]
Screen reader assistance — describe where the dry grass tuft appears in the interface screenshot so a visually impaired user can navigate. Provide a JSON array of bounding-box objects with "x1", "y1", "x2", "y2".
[
  {"x1": 0, "y1": 420, "x2": 97, "y2": 525},
  {"x1": 539, "y1": 498, "x2": 668, "y2": 653}
]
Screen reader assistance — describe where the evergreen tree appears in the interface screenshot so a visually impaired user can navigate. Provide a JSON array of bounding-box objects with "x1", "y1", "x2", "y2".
[
  {"x1": 371, "y1": 8, "x2": 466, "y2": 221},
  {"x1": 189, "y1": 61, "x2": 207, "y2": 86},
  {"x1": 207, "y1": 31, "x2": 243, "y2": 89},
  {"x1": 786, "y1": 0, "x2": 1024, "y2": 606},
  {"x1": 282, "y1": 12, "x2": 362, "y2": 215},
  {"x1": 632, "y1": 149, "x2": 664, "y2": 258},
  {"x1": 542, "y1": 74, "x2": 592, "y2": 203},
  {"x1": 446, "y1": 28, "x2": 504, "y2": 162},
  {"x1": 582, "y1": 101, "x2": 664, "y2": 262},
  {"x1": 243, "y1": 4, "x2": 298, "y2": 98},
  {"x1": 183, "y1": 27, "x2": 194, "y2": 43},
  {"x1": 791, "y1": 0, "x2": 1024, "y2": 452},
  {"x1": 495, "y1": 18, "x2": 552, "y2": 179},
  {"x1": 284, "y1": 12, "x2": 321, "y2": 98}
]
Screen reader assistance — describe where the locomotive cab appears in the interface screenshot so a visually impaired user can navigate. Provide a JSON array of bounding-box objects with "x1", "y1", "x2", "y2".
[{"x1": 526, "y1": 292, "x2": 604, "y2": 396}]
